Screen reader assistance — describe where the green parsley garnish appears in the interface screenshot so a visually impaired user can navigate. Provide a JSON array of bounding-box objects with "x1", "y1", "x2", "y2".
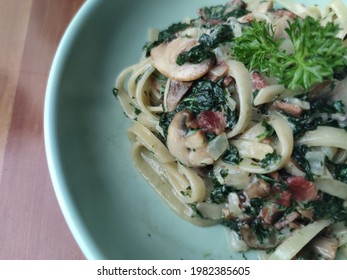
[{"x1": 232, "y1": 17, "x2": 347, "y2": 91}]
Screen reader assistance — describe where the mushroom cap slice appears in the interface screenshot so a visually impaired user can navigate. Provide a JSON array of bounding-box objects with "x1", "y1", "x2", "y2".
[
  {"x1": 167, "y1": 111, "x2": 214, "y2": 167},
  {"x1": 150, "y1": 37, "x2": 214, "y2": 82}
]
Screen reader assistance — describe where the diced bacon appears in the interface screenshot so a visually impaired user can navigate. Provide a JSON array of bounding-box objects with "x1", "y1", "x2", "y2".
[
  {"x1": 261, "y1": 138, "x2": 272, "y2": 145},
  {"x1": 288, "y1": 222, "x2": 300, "y2": 229},
  {"x1": 273, "y1": 101, "x2": 303, "y2": 117},
  {"x1": 269, "y1": 172, "x2": 282, "y2": 182},
  {"x1": 287, "y1": 176, "x2": 318, "y2": 202},
  {"x1": 237, "y1": 13, "x2": 254, "y2": 23},
  {"x1": 251, "y1": 72, "x2": 267, "y2": 90},
  {"x1": 297, "y1": 208, "x2": 314, "y2": 220},
  {"x1": 259, "y1": 203, "x2": 281, "y2": 224},
  {"x1": 244, "y1": 179, "x2": 271, "y2": 199},
  {"x1": 275, "y1": 9, "x2": 298, "y2": 18},
  {"x1": 166, "y1": 80, "x2": 192, "y2": 111},
  {"x1": 223, "y1": 75, "x2": 234, "y2": 87},
  {"x1": 197, "y1": 110, "x2": 226, "y2": 135},
  {"x1": 222, "y1": 207, "x2": 234, "y2": 220},
  {"x1": 205, "y1": 62, "x2": 229, "y2": 82},
  {"x1": 274, "y1": 211, "x2": 300, "y2": 230},
  {"x1": 275, "y1": 191, "x2": 292, "y2": 207}
]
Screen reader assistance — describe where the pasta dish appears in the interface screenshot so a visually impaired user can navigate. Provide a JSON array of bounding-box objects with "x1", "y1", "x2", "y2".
[{"x1": 115, "y1": 0, "x2": 347, "y2": 259}]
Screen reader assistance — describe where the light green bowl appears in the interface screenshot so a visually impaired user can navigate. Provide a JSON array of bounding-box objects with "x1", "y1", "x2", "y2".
[{"x1": 44, "y1": 0, "x2": 337, "y2": 260}]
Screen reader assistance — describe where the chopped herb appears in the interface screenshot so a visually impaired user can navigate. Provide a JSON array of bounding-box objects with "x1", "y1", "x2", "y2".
[
  {"x1": 159, "y1": 80, "x2": 237, "y2": 140},
  {"x1": 222, "y1": 145, "x2": 242, "y2": 165},
  {"x1": 306, "y1": 193, "x2": 347, "y2": 224},
  {"x1": 112, "y1": 88, "x2": 118, "y2": 97},
  {"x1": 224, "y1": 104, "x2": 238, "y2": 129},
  {"x1": 143, "y1": 22, "x2": 191, "y2": 56},
  {"x1": 190, "y1": 203, "x2": 204, "y2": 219},
  {"x1": 260, "y1": 152, "x2": 281, "y2": 169},
  {"x1": 292, "y1": 145, "x2": 314, "y2": 181},
  {"x1": 244, "y1": 198, "x2": 264, "y2": 217},
  {"x1": 180, "y1": 186, "x2": 192, "y2": 197},
  {"x1": 327, "y1": 161, "x2": 347, "y2": 184},
  {"x1": 221, "y1": 219, "x2": 239, "y2": 231},
  {"x1": 220, "y1": 169, "x2": 229, "y2": 179},
  {"x1": 250, "y1": 219, "x2": 271, "y2": 244},
  {"x1": 176, "y1": 25, "x2": 234, "y2": 65},
  {"x1": 332, "y1": 100, "x2": 345, "y2": 114},
  {"x1": 256, "y1": 174, "x2": 288, "y2": 191},
  {"x1": 205, "y1": 132, "x2": 217, "y2": 142},
  {"x1": 257, "y1": 119, "x2": 274, "y2": 141},
  {"x1": 135, "y1": 73, "x2": 144, "y2": 84},
  {"x1": 209, "y1": 170, "x2": 238, "y2": 204},
  {"x1": 130, "y1": 103, "x2": 141, "y2": 116},
  {"x1": 176, "y1": 44, "x2": 215, "y2": 66},
  {"x1": 177, "y1": 80, "x2": 225, "y2": 113},
  {"x1": 232, "y1": 17, "x2": 347, "y2": 90},
  {"x1": 201, "y1": 4, "x2": 248, "y2": 21}
]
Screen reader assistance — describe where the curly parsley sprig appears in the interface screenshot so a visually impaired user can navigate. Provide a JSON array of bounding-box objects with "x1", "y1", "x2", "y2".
[{"x1": 232, "y1": 17, "x2": 347, "y2": 91}]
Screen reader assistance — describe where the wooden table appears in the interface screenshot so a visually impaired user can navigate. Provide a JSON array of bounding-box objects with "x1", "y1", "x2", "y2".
[{"x1": 0, "y1": 0, "x2": 85, "y2": 259}]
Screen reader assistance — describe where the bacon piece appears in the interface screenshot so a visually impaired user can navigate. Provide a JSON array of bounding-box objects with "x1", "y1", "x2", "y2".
[
  {"x1": 197, "y1": 110, "x2": 226, "y2": 135},
  {"x1": 297, "y1": 208, "x2": 314, "y2": 220},
  {"x1": 310, "y1": 236, "x2": 339, "y2": 260},
  {"x1": 274, "y1": 211, "x2": 300, "y2": 230},
  {"x1": 251, "y1": 72, "x2": 267, "y2": 90},
  {"x1": 239, "y1": 223, "x2": 278, "y2": 249},
  {"x1": 166, "y1": 80, "x2": 192, "y2": 111},
  {"x1": 273, "y1": 101, "x2": 303, "y2": 117},
  {"x1": 205, "y1": 62, "x2": 229, "y2": 82},
  {"x1": 275, "y1": 9, "x2": 298, "y2": 18},
  {"x1": 275, "y1": 191, "x2": 292, "y2": 207},
  {"x1": 259, "y1": 203, "x2": 281, "y2": 224},
  {"x1": 287, "y1": 176, "x2": 318, "y2": 202},
  {"x1": 269, "y1": 172, "x2": 282, "y2": 181},
  {"x1": 244, "y1": 179, "x2": 271, "y2": 199},
  {"x1": 223, "y1": 75, "x2": 234, "y2": 87}
]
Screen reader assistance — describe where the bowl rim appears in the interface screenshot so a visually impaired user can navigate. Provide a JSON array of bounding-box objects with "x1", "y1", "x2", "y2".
[{"x1": 44, "y1": 0, "x2": 103, "y2": 260}]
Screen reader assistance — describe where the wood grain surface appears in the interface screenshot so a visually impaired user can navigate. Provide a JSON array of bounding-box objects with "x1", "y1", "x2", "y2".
[{"x1": 0, "y1": 0, "x2": 85, "y2": 259}]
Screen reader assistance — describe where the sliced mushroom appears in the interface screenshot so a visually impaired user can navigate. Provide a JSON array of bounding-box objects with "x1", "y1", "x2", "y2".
[
  {"x1": 274, "y1": 211, "x2": 300, "y2": 230},
  {"x1": 273, "y1": 101, "x2": 303, "y2": 117},
  {"x1": 259, "y1": 203, "x2": 281, "y2": 225},
  {"x1": 205, "y1": 62, "x2": 229, "y2": 82},
  {"x1": 165, "y1": 80, "x2": 192, "y2": 112},
  {"x1": 244, "y1": 179, "x2": 271, "y2": 200},
  {"x1": 167, "y1": 111, "x2": 214, "y2": 167},
  {"x1": 239, "y1": 223, "x2": 279, "y2": 250},
  {"x1": 309, "y1": 236, "x2": 339, "y2": 260},
  {"x1": 150, "y1": 37, "x2": 214, "y2": 82}
]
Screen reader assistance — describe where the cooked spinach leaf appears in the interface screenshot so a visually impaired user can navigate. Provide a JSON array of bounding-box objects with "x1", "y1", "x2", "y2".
[
  {"x1": 327, "y1": 161, "x2": 347, "y2": 184},
  {"x1": 159, "y1": 80, "x2": 235, "y2": 139},
  {"x1": 292, "y1": 145, "x2": 314, "y2": 181},
  {"x1": 250, "y1": 219, "x2": 271, "y2": 244},
  {"x1": 176, "y1": 44, "x2": 214, "y2": 65},
  {"x1": 307, "y1": 193, "x2": 347, "y2": 224},
  {"x1": 176, "y1": 80, "x2": 225, "y2": 113},
  {"x1": 176, "y1": 25, "x2": 234, "y2": 65},
  {"x1": 208, "y1": 170, "x2": 238, "y2": 204},
  {"x1": 143, "y1": 22, "x2": 191, "y2": 56},
  {"x1": 244, "y1": 198, "x2": 264, "y2": 217},
  {"x1": 260, "y1": 152, "x2": 281, "y2": 169},
  {"x1": 256, "y1": 174, "x2": 288, "y2": 191},
  {"x1": 201, "y1": 4, "x2": 248, "y2": 21},
  {"x1": 287, "y1": 99, "x2": 347, "y2": 138},
  {"x1": 222, "y1": 145, "x2": 242, "y2": 165},
  {"x1": 257, "y1": 119, "x2": 274, "y2": 141}
]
